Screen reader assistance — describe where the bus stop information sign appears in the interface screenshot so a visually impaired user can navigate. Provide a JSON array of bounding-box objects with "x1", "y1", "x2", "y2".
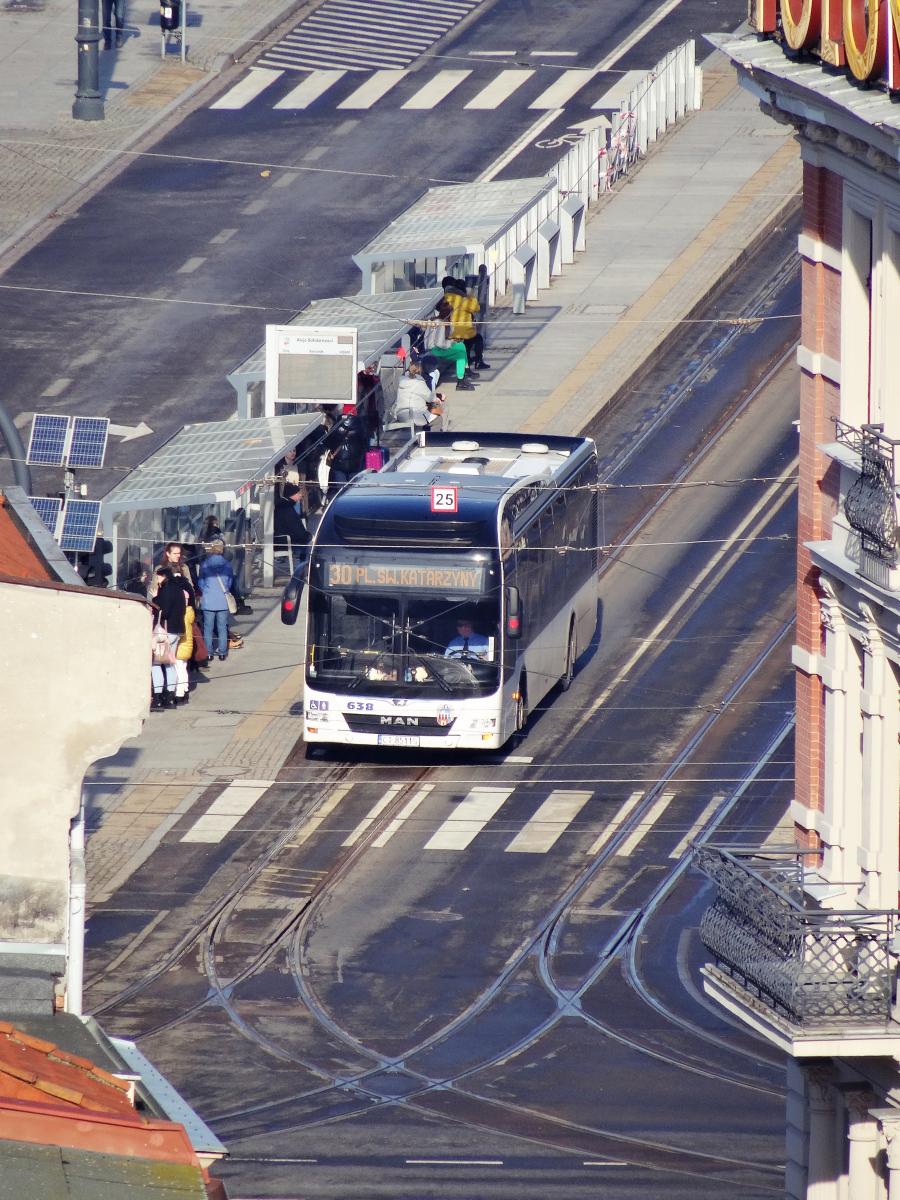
[{"x1": 431, "y1": 485, "x2": 458, "y2": 513}]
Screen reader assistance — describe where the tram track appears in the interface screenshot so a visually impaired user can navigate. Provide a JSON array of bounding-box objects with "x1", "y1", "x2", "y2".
[
  {"x1": 89, "y1": 333, "x2": 798, "y2": 1025},
  {"x1": 207, "y1": 610, "x2": 793, "y2": 1148},
  {"x1": 84, "y1": 228, "x2": 800, "y2": 1193}
]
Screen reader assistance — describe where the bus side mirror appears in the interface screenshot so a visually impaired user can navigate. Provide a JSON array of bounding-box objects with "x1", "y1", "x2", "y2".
[
  {"x1": 281, "y1": 567, "x2": 306, "y2": 626},
  {"x1": 505, "y1": 586, "x2": 522, "y2": 640}
]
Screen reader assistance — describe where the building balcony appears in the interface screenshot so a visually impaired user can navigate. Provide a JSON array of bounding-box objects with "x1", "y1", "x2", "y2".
[
  {"x1": 694, "y1": 844, "x2": 899, "y2": 1057},
  {"x1": 818, "y1": 420, "x2": 900, "y2": 593}
]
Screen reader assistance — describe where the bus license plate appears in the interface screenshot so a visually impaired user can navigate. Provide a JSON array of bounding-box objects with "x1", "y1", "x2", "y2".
[{"x1": 377, "y1": 734, "x2": 420, "y2": 747}]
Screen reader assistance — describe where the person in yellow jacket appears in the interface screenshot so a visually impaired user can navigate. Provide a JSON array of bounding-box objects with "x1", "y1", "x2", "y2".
[{"x1": 442, "y1": 276, "x2": 491, "y2": 371}]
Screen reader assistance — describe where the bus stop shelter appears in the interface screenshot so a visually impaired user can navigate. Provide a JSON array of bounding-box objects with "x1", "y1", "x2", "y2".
[
  {"x1": 101, "y1": 412, "x2": 326, "y2": 589},
  {"x1": 226, "y1": 288, "x2": 443, "y2": 418},
  {"x1": 351, "y1": 176, "x2": 557, "y2": 307}
]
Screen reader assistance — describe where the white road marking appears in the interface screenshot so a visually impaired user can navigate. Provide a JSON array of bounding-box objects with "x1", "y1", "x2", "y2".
[
  {"x1": 468, "y1": 49, "x2": 517, "y2": 55},
  {"x1": 210, "y1": 67, "x2": 283, "y2": 110},
  {"x1": 424, "y1": 787, "x2": 513, "y2": 851},
  {"x1": 595, "y1": 0, "x2": 685, "y2": 71},
  {"x1": 532, "y1": 50, "x2": 579, "y2": 56},
  {"x1": 529, "y1": 68, "x2": 593, "y2": 109},
  {"x1": 302, "y1": 145, "x2": 329, "y2": 162},
  {"x1": 583, "y1": 1161, "x2": 629, "y2": 1166},
  {"x1": 465, "y1": 69, "x2": 534, "y2": 109},
  {"x1": 373, "y1": 785, "x2": 433, "y2": 848},
  {"x1": 176, "y1": 256, "x2": 206, "y2": 274},
  {"x1": 180, "y1": 780, "x2": 274, "y2": 843},
  {"x1": 505, "y1": 790, "x2": 591, "y2": 853},
  {"x1": 668, "y1": 793, "x2": 725, "y2": 860},
  {"x1": 338, "y1": 69, "x2": 407, "y2": 108},
  {"x1": 291, "y1": 784, "x2": 353, "y2": 846},
  {"x1": 241, "y1": 199, "x2": 267, "y2": 215},
  {"x1": 587, "y1": 791, "x2": 643, "y2": 856},
  {"x1": 615, "y1": 791, "x2": 675, "y2": 857},
  {"x1": 477, "y1": 109, "x2": 561, "y2": 181},
  {"x1": 209, "y1": 228, "x2": 237, "y2": 245},
  {"x1": 272, "y1": 172, "x2": 298, "y2": 188},
  {"x1": 407, "y1": 1159, "x2": 504, "y2": 1166},
  {"x1": 41, "y1": 378, "x2": 71, "y2": 397},
  {"x1": 479, "y1": 0, "x2": 686, "y2": 180},
  {"x1": 592, "y1": 69, "x2": 647, "y2": 110},
  {"x1": 274, "y1": 69, "x2": 346, "y2": 109},
  {"x1": 402, "y1": 69, "x2": 471, "y2": 109},
  {"x1": 503, "y1": 754, "x2": 533, "y2": 764},
  {"x1": 342, "y1": 784, "x2": 404, "y2": 846}
]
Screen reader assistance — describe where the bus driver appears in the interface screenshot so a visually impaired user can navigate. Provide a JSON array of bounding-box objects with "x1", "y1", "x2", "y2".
[{"x1": 444, "y1": 617, "x2": 490, "y2": 660}]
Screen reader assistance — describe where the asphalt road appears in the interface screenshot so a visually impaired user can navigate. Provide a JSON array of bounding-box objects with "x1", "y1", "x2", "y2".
[
  {"x1": 82, "y1": 226, "x2": 800, "y2": 1197},
  {"x1": 0, "y1": 0, "x2": 745, "y2": 498}
]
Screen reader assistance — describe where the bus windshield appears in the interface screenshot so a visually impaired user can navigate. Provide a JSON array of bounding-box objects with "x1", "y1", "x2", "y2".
[{"x1": 307, "y1": 592, "x2": 501, "y2": 696}]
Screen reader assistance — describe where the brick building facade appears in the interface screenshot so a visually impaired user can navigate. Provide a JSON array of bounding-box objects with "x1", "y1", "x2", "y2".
[{"x1": 696, "y1": 17, "x2": 900, "y2": 1200}]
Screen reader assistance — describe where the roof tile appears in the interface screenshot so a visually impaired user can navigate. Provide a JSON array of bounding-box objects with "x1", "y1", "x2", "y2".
[
  {"x1": 33, "y1": 1080, "x2": 85, "y2": 1106},
  {"x1": 14, "y1": 1033, "x2": 56, "y2": 1054},
  {"x1": 0, "y1": 1026, "x2": 136, "y2": 1118}
]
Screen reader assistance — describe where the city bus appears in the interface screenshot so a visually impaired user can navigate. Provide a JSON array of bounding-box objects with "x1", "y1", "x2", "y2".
[{"x1": 292, "y1": 431, "x2": 598, "y2": 750}]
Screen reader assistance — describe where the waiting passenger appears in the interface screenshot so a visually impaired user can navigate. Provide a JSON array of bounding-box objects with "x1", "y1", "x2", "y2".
[
  {"x1": 391, "y1": 364, "x2": 444, "y2": 431},
  {"x1": 413, "y1": 300, "x2": 473, "y2": 392}
]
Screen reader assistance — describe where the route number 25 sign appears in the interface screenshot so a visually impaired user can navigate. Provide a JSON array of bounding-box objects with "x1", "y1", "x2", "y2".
[{"x1": 431, "y1": 485, "x2": 458, "y2": 513}]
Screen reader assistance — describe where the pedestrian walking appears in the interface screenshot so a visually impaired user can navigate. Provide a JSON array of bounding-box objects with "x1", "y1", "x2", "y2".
[
  {"x1": 102, "y1": 0, "x2": 126, "y2": 48},
  {"x1": 198, "y1": 538, "x2": 235, "y2": 662}
]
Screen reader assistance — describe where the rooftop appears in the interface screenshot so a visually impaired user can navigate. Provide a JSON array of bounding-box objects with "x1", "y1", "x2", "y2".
[
  {"x1": 353, "y1": 176, "x2": 556, "y2": 263},
  {"x1": 708, "y1": 31, "x2": 900, "y2": 155},
  {"x1": 0, "y1": 1020, "x2": 134, "y2": 1116}
]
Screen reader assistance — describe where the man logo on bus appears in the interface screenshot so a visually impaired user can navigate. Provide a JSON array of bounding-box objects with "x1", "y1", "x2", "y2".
[{"x1": 437, "y1": 705, "x2": 453, "y2": 727}]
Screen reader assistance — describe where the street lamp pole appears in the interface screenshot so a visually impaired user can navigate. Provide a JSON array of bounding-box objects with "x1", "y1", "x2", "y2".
[{"x1": 73, "y1": 0, "x2": 104, "y2": 121}]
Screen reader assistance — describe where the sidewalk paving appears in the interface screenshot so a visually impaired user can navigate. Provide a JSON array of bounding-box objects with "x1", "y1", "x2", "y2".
[
  {"x1": 0, "y1": 6, "x2": 802, "y2": 897},
  {"x1": 451, "y1": 64, "x2": 800, "y2": 433}
]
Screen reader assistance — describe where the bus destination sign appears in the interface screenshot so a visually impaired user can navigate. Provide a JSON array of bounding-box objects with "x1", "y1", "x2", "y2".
[{"x1": 326, "y1": 560, "x2": 485, "y2": 591}]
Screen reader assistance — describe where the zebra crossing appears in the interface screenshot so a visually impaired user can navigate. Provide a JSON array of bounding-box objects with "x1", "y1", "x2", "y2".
[
  {"x1": 210, "y1": 64, "x2": 614, "y2": 114},
  {"x1": 257, "y1": 0, "x2": 481, "y2": 73},
  {"x1": 179, "y1": 778, "x2": 713, "y2": 859}
]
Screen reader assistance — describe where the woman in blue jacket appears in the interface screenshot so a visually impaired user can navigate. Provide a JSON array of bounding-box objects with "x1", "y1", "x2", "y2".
[{"x1": 199, "y1": 538, "x2": 235, "y2": 662}]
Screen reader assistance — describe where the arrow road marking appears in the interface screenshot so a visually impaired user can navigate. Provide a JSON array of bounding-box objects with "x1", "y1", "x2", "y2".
[{"x1": 108, "y1": 421, "x2": 153, "y2": 441}]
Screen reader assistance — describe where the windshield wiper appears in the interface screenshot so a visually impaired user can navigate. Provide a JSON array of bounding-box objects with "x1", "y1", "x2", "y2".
[{"x1": 411, "y1": 650, "x2": 453, "y2": 693}]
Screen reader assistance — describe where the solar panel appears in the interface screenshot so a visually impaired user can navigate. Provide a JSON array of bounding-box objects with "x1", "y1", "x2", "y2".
[
  {"x1": 68, "y1": 416, "x2": 109, "y2": 469},
  {"x1": 27, "y1": 414, "x2": 70, "y2": 466},
  {"x1": 29, "y1": 495, "x2": 62, "y2": 535},
  {"x1": 59, "y1": 499, "x2": 102, "y2": 552}
]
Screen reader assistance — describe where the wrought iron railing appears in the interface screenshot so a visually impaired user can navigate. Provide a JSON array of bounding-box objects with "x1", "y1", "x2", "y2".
[
  {"x1": 834, "y1": 420, "x2": 900, "y2": 579},
  {"x1": 694, "y1": 844, "x2": 896, "y2": 1024}
]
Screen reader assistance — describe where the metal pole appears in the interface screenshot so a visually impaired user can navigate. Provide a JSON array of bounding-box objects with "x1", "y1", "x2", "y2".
[
  {"x1": 181, "y1": 0, "x2": 186, "y2": 63},
  {"x1": 65, "y1": 805, "x2": 86, "y2": 1016},
  {"x1": 73, "y1": 0, "x2": 104, "y2": 121}
]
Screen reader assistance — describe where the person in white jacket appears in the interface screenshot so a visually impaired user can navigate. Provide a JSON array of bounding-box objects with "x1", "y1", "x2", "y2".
[{"x1": 391, "y1": 364, "x2": 444, "y2": 430}]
